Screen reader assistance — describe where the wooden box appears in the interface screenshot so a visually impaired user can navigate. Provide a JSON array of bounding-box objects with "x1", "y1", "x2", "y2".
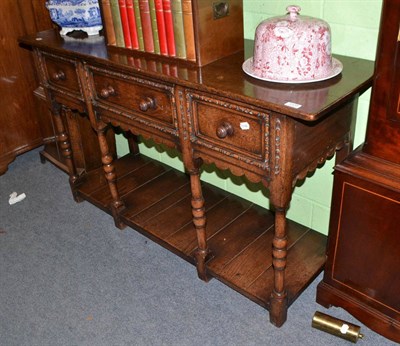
[{"x1": 100, "y1": 0, "x2": 244, "y2": 66}]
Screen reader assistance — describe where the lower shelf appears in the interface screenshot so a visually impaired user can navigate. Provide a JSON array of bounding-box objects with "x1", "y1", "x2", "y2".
[{"x1": 75, "y1": 153, "x2": 327, "y2": 310}]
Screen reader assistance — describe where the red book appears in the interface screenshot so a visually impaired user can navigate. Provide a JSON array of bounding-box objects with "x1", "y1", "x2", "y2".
[
  {"x1": 154, "y1": 0, "x2": 168, "y2": 56},
  {"x1": 162, "y1": 0, "x2": 175, "y2": 56},
  {"x1": 118, "y1": 0, "x2": 132, "y2": 48},
  {"x1": 125, "y1": 0, "x2": 139, "y2": 49},
  {"x1": 139, "y1": 0, "x2": 155, "y2": 52}
]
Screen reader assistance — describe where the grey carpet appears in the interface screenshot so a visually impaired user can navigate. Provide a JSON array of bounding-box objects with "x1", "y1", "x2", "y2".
[{"x1": 0, "y1": 148, "x2": 397, "y2": 346}]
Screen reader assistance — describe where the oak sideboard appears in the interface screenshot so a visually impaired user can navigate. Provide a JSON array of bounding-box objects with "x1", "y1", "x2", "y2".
[{"x1": 19, "y1": 30, "x2": 374, "y2": 327}]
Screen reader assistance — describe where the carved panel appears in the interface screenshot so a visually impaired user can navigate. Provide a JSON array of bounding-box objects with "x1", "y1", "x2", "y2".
[
  {"x1": 87, "y1": 65, "x2": 179, "y2": 137},
  {"x1": 41, "y1": 52, "x2": 84, "y2": 102},
  {"x1": 185, "y1": 90, "x2": 270, "y2": 171}
]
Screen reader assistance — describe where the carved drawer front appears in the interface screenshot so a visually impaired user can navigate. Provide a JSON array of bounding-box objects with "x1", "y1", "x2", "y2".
[
  {"x1": 42, "y1": 53, "x2": 81, "y2": 96},
  {"x1": 90, "y1": 68, "x2": 175, "y2": 130},
  {"x1": 187, "y1": 91, "x2": 269, "y2": 162}
]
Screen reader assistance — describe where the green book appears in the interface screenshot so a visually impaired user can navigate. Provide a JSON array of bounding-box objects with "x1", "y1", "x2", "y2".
[
  {"x1": 149, "y1": 0, "x2": 160, "y2": 54},
  {"x1": 110, "y1": 0, "x2": 125, "y2": 47},
  {"x1": 171, "y1": 0, "x2": 186, "y2": 59},
  {"x1": 133, "y1": 0, "x2": 145, "y2": 51}
]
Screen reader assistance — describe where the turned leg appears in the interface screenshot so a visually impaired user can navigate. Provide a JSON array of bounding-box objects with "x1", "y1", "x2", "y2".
[
  {"x1": 269, "y1": 206, "x2": 289, "y2": 327},
  {"x1": 174, "y1": 87, "x2": 211, "y2": 281},
  {"x1": 126, "y1": 132, "x2": 140, "y2": 155},
  {"x1": 190, "y1": 168, "x2": 211, "y2": 282},
  {"x1": 39, "y1": 151, "x2": 47, "y2": 164},
  {"x1": 52, "y1": 106, "x2": 80, "y2": 201},
  {"x1": 97, "y1": 124, "x2": 125, "y2": 229}
]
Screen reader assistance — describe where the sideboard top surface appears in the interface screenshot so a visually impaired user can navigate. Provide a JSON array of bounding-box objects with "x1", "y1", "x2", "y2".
[{"x1": 19, "y1": 29, "x2": 374, "y2": 121}]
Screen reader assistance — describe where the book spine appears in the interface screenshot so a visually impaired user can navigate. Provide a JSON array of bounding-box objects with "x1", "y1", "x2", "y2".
[
  {"x1": 126, "y1": 0, "x2": 139, "y2": 49},
  {"x1": 149, "y1": 0, "x2": 160, "y2": 54},
  {"x1": 154, "y1": 0, "x2": 168, "y2": 56},
  {"x1": 182, "y1": 0, "x2": 195, "y2": 61},
  {"x1": 133, "y1": 0, "x2": 145, "y2": 50},
  {"x1": 110, "y1": 0, "x2": 125, "y2": 47},
  {"x1": 101, "y1": 0, "x2": 117, "y2": 45},
  {"x1": 118, "y1": 0, "x2": 132, "y2": 48},
  {"x1": 162, "y1": 0, "x2": 175, "y2": 56},
  {"x1": 171, "y1": 0, "x2": 186, "y2": 59},
  {"x1": 139, "y1": 0, "x2": 155, "y2": 52}
]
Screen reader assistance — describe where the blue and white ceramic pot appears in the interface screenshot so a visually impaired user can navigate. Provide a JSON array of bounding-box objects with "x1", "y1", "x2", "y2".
[{"x1": 46, "y1": 0, "x2": 103, "y2": 36}]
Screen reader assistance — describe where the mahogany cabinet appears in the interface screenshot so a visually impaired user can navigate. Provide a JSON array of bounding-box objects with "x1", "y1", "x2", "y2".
[
  {"x1": 316, "y1": 0, "x2": 400, "y2": 342},
  {"x1": 19, "y1": 29, "x2": 374, "y2": 327},
  {"x1": 0, "y1": 0, "x2": 53, "y2": 174}
]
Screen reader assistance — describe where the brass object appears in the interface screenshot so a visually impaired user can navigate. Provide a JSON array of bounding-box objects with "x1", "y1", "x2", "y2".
[{"x1": 312, "y1": 311, "x2": 364, "y2": 343}]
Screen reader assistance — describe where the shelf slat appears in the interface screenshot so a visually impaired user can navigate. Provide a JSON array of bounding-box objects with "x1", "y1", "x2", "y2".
[{"x1": 76, "y1": 153, "x2": 326, "y2": 309}]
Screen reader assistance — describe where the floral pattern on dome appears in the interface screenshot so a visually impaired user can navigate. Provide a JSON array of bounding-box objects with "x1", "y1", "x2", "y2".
[{"x1": 252, "y1": 6, "x2": 335, "y2": 82}]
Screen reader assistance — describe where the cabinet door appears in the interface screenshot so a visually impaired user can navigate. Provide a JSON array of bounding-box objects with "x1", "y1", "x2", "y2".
[{"x1": 326, "y1": 172, "x2": 400, "y2": 320}]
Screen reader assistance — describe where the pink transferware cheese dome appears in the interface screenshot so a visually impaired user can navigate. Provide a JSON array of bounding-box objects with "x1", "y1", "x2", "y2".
[{"x1": 243, "y1": 5, "x2": 342, "y2": 83}]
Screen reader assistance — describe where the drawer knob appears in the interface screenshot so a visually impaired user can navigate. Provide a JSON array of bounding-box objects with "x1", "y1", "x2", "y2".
[
  {"x1": 139, "y1": 97, "x2": 156, "y2": 112},
  {"x1": 216, "y1": 122, "x2": 234, "y2": 139},
  {"x1": 100, "y1": 86, "x2": 116, "y2": 98},
  {"x1": 52, "y1": 70, "x2": 65, "y2": 81}
]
